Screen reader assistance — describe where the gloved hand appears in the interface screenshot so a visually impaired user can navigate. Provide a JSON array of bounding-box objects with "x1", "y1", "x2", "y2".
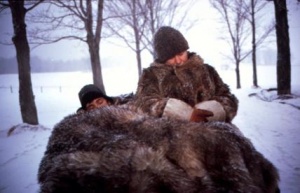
[
  {"x1": 195, "y1": 100, "x2": 226, "y2": 122},
  {"x1": 190, "y1": 108, "x2": 214, "y2": 122}
]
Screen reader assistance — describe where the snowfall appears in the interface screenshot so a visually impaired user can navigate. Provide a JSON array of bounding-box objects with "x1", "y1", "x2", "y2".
[{"x1": 0, "y1": 64, "x2": 299, "y2": 193}]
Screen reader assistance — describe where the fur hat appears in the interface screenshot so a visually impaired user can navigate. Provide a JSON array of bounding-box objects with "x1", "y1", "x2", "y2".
[
  {"x1": 78, "y1": 84, "x2": 113, "y2": 110},
  {"x1": 154, "y1": 26, "x2": 189, "y2": 62}
]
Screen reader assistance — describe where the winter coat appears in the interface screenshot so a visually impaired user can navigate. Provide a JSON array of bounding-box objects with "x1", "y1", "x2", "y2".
[
  {"x1": 38, "y1": 106, "x2": 279, "y2": 193},
  {"x1": 134, "y1": 52, "x2": 238, "y2": 122}
]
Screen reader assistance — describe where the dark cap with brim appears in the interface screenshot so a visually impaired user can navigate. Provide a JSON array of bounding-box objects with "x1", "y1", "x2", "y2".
[{"x1": 78, "y1": 84, "x2": 113, "y2": 110}]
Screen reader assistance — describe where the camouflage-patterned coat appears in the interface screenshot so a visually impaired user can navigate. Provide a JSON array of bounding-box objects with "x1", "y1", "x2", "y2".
[
  {"x1": 38, "y1": 106, "x2": 279, "y2": 193},
  {"x1": 134, "y1": 52, "x2": 238, "y2": 122}
]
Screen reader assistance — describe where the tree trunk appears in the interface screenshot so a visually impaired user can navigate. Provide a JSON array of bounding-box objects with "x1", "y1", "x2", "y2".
[
  {"x1": 133, "y1": 27, "x2": 142, "y2": 77},
  {"x1": 88, "y1": 41, "x2": 105, "y2": 93},
  {"x1": 136, "y1": 49, "x2": 142, "y2": 77},
  {"x1": 85, "y1": 0, "x2": 105, "y2": 93},
  {"x1": 251, "y1": 0, "x2": 258, "y2": 88},
  {"x1": 9, "y1": 0, "x2": 38, "y2": 125},
  {"x1": 273, "y1": 0, "x2": 291, "y2": 95},
  {"x1": 233, "y1": 45, "x2": 241, "y2": 89},
  {"x1": 132, "y1": 0, "x2": 142, "y2": 78},
  {"x1": 235, "y1": 62, "x2": 241, "y2": 89}
]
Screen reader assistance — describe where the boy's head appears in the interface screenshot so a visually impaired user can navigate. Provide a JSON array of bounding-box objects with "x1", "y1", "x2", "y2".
[{"x1": 78, "y1": 84, "x2": 113, "y2": 111}]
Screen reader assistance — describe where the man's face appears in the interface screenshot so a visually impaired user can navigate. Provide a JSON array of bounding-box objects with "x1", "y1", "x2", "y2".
[
  {"x1": 86, "y1": 97, "x2": 110, "y2": 111},
  {"x1": 165, "y1": 51, "x2": 188, "y2": 66}
]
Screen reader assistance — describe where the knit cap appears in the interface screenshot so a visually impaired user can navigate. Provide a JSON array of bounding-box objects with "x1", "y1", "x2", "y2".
[
  {"x1": 78, "y1": 84, "x2": 113, "y2": 109},
  {"x1": 154, "y1": 26, "x2": 189, "y2": 62}
]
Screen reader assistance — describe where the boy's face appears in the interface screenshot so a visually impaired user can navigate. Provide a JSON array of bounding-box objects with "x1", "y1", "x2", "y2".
[
  {"x1": 165, "y1": 51, "x2": 188, "y2": 66},
  {"x1": 86, "y1": 97, "x2": 110, "y2": 111}
]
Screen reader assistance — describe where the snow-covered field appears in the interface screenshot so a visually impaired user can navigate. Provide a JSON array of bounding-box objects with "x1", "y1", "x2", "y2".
[{"x1": 0, "y1": 64, "x2": 299, "y2": 193}]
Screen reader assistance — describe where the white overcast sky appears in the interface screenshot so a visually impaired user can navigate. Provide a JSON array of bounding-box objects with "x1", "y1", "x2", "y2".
[{"x1": 0, "y1": 0, "x2": 299, "y2": 68}]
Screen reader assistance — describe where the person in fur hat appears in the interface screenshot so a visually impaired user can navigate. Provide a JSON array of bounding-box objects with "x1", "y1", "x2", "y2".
[
  {"x1": 38, "y1": 106, "x2": 279, "y2": 193},
  {"x1": 134, "y1": 26, "x2": 238, "y2": 123}
]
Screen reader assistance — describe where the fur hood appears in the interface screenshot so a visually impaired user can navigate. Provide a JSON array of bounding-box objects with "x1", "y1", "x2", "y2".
[
  {"x1": 134, "y1": 53, "x2": 238, "y2": 122},
  {"x1": 38, "y1": 106, "x2": 279, "y2": 193}
]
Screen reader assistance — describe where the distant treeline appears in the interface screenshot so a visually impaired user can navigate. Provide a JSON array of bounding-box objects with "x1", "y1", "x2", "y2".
[{"x1": 0, "y1": 56, "x2": 91, "y2": 74}]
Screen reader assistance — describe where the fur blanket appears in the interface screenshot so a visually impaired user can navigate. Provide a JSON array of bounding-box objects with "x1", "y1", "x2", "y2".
[{"x1": 38, "y1": 106, "x2": 279, "y2": 193}]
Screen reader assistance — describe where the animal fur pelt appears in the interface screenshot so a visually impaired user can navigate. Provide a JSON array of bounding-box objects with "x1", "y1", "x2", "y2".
[{"x1": 38, "y1": 106, "x2": 279, "y2": 193}]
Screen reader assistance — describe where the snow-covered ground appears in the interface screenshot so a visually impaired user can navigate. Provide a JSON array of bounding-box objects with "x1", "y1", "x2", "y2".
[{"x1": 0, "y1": 64, "x2": 299, "y2": 193}]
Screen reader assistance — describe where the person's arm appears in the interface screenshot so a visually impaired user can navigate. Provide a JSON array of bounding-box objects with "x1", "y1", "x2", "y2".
[
  {"x1": 135, "y1": 68, "x2": 196, "y2": 121},
  {"x1": 135, "y1": 67, "x2": 217, "y2": 122},
  {"x1": 204, "y1": 64, "x2": 239, "y2": 122},
  {"x1": 134, "y1": 68, "x2": 168, "y2": 117}
]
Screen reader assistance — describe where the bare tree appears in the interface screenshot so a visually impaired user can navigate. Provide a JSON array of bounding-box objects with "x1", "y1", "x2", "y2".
[
  {"x1": 267, "y1": 0, "x2": 291, "y2": 95},
  {"x1": 143, "y1": 0, "x2": 196, "y2": 57},
  {"x1": 210, "y1": 0, "x2": 252, "y2": 89},
  {"x1": 243, "y1": 0, "x2": 275, "y2": 88},
  {"x1": 104, "y1": 0, "x2": 148, "y2": 77},
  {"x1": 27, "y1": 0, "x2": 106, "y2": 93},
  {"x1": 0, "y1": 0, "x2": 42, "y2": 125},
  {"x1": 104, "y1": 0, "x2": 197, "y2": 77}
]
